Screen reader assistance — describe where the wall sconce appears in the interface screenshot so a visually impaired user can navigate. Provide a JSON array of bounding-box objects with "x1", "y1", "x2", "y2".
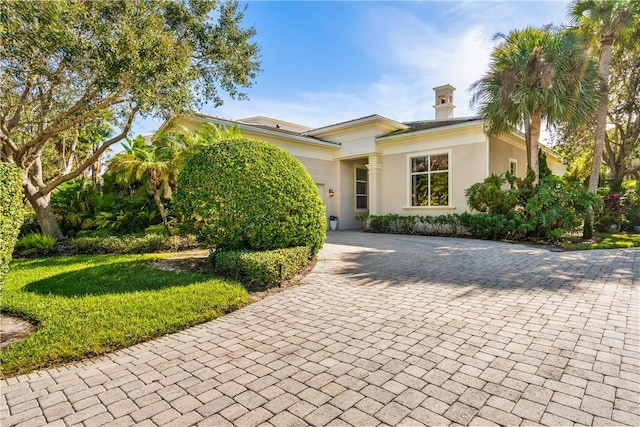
[{"x1": 328, "y1": 188, "x2": 335, "y2": 198}]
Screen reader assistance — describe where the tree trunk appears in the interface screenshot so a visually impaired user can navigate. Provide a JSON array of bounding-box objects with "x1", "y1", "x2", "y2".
[
  {"x1": 23, "y1": 181, "x2": 65, "y2": 241},
  {"x1": 153, "y1": 188, "x2": 173, "y2": 236},
  {"x1": 583, "y1": 42, "x2": 613, "y2": 240},
  {"x1": 530, "y1": 110, "x2": 542, "y2": 184},
  {"x1": 589, "y1": 42, "x2": 613, "y2": 194},
  {"x1": 524, "y1": 122, "x2": 532, "y2": 173}
]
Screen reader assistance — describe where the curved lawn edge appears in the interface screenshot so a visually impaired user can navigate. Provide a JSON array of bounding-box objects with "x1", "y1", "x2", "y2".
[{"x1": 0, "y1": 253, "x2": 249, "y2": 378}]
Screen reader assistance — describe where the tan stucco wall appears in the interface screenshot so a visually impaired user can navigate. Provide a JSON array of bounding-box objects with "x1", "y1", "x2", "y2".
[
  {"x1": 378, "y1": 141, "x2": 488, "y2": 215},
  {"x1": 335, "y1": 159, "x2": 368, "y2": 230},
  {"x1": 490, "y1": 136, "x2": 567, "y2": 177},
  {"x1": 489, "y1": 136, "x2": 528, "y2": 178}
]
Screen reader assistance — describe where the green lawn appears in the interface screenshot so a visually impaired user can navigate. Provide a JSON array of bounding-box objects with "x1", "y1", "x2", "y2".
[
  {"x1": 1, "y1": 254, "x2": 248, "y2": 378},
  {"x1": 561, "y1": 232, "x2": 640, "y2": 250}
]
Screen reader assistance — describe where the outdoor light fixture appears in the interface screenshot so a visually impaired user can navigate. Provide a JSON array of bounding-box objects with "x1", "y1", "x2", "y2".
[{"x1": 328, "y1": 188, "x2": 335, "y2": 197}]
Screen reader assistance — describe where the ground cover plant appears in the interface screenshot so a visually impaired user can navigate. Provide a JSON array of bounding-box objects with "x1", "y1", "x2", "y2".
[
  {"x1": 0, "y1": 254, "x2": 248, "y2": 377},
  {"x1": 561, "y1": 232, "x2": 640, "y2": 250}
]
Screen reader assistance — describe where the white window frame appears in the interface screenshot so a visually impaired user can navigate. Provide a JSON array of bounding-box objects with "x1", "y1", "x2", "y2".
[
  {"x1": 355, "y1": 166, "x2": 368, "y2": 212},
  {"x1": 509, "y1": 158, "x2": 517, "y2": 176},
  {"x1": 406, "y1": 149, "x2": 452, "y2": 208}
]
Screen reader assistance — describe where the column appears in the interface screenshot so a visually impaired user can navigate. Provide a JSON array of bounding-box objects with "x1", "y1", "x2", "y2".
[{"x1": 366, "y1": 155, "x2": 382, "y2": 215}]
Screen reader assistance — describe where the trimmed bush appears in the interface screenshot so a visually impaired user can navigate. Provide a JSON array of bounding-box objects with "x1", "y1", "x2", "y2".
[
  {"x1": 174, "y1": 137, "x2": 326, "y2": 256},
  {"x1": 0, "y1": 162, "x2": 24, "y2": 284},
  {"x1": 212, "y1": 246, "x2": 311, "y2": 287},
  {"x1": 72, "y1": 234, "x2": 198, "y2": 254},
  {"x1": 359, "y1": 213, "x2": 529, "y2": 241}
]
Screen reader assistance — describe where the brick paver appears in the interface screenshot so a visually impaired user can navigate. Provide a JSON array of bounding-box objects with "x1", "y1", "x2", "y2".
[{"x1": 1, "y1": 232, "x2": 638, "y2": 426}]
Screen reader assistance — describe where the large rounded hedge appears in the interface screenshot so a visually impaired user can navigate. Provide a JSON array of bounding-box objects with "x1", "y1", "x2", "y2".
[
  {"x1": 174, "y1": 137, "x2": 326, "y2": 256},
  {"x1": 0, "y1": 162, "x2": 24, "y2": 285}
]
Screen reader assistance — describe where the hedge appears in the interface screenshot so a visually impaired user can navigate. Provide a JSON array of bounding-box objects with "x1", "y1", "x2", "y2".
[
  {"x1": 72, "y1": 234, "x2": 198, "y2": 255},
  {"x1": 0, "y1": 162, "x2": 24, "y2": 284},
  {"x1": 174, "y1": 137, "x2": 326, "y2": 256},
  {"x1": 212, "y1": 246, "x2": 311, "y2": 287},
  {"x1": 359, "y1": 213, "x2": 530, "y2": 241}
]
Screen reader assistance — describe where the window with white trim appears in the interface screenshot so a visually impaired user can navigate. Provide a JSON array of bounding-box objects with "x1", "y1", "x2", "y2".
[
  {"x1": 355, "y1": 167, "x2": 368, "y2": 210},
  {"x1": 410, "y1": 153, "x2": 449, "y2": 206},
  {"x1": 509, "y1": 158, "x2": 517, "y2": 176}
]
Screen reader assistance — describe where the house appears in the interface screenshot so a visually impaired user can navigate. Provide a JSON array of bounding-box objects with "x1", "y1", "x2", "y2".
[{"x1": 159, "y1": 84, "x2": 565, "y2": 229}]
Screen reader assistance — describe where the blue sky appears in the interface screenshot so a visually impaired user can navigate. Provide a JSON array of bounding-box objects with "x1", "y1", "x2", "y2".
[{"x1": 133, "y1": 0, "x2": 572, "y2": 135}]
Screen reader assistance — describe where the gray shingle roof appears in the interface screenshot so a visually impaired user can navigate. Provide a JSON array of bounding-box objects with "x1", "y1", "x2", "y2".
[{"x1": 384, "y1": 116, "x2": 482, "y2": 137}]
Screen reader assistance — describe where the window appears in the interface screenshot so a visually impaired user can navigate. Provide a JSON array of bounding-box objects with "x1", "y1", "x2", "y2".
[
  {"x1": 509, "y1": 158, "x2": 517, "y2": 176},
  {"x1": 355, "y1": 167, "x2": 368, "y2": 210},
  {"x1": 410, "y1": 153, "x2": 449, "y2": 206}
]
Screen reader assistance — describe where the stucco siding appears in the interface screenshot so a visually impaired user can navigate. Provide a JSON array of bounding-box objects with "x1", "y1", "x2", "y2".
[
  {"x1": 489, "y1": 136, "x2": 528, "y2": 178},
  {"x1": 378, "y1": 141, "x2": 487, "y2": 215}
]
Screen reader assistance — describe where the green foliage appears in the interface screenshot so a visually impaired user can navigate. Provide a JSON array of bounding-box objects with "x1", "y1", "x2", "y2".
[
  {"x1": 16, "y1": 233, "x2": 58, "y2": 252},
  {"x1": 359, "y1": 213, "x2": 529, "y2": 241},
  {"x1": 175, "y1": 137, "x2": 326, "y2": 256},
  {"x1": 1, "y1": 0, "x2": 260, "y2": 239},
  {"x1": 623, "y1": 182, "x2": 640, "y2": 227},
  {"x1": 108, "y1": 135, "x2": 184, "y2": 235},
  {"x1": 471, "y1": 26, "x2": 599, "y2": 179},
  {"x1": 459, "y1": 213, "x2": 531, "y2": 240},
  {"x1": 362, "y1": 174, "x2": 598, "y2": 243},
  {"x1": 538, "y1": 149, "x2": 553, "y2": 180},
  {"x1": 0, "y1": 162, "x2": 24, "y2": 284},
  {"x1": 1, "y1": 254, "x2": 248, "y2": 377},
  {"x1": 561, "y1": 232, "x2": 640, "y2": 250},
  {"x1": 72, "y1": 234, "x2": 198, "y2": 255},
  {"x1": 50, "y1": 176, "x2": 162, "y2": 236},
  {"x1": 465, "y1": 174, "x2": 518, "y2": 215},
  {"x1": 527, "y1": 177, "x2": 600, "y2": 240},
  {"x1": 212, "y1": 246, "x2": 311, "y2": 287}
]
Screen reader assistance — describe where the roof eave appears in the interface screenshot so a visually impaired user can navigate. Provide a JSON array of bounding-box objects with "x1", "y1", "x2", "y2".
[{"x1": 377, "y1": 120, "x2": 484, "y2": 142}]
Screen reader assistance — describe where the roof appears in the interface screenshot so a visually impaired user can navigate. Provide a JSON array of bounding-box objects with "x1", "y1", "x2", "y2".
[
  {"x1": 302, "y1": 114, "x2": 408, "y2": 136},
  {"x1": 170, "y1": 113, "x2": 341, "y2": 148},
  {"x1": 384, "y1": 116, "x2": 482, "y2": 137}
]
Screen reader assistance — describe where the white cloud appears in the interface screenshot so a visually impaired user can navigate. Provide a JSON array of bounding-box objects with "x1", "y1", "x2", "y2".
[{"x1": 133, "y1": 2, "x2": 570, "y2": 133}]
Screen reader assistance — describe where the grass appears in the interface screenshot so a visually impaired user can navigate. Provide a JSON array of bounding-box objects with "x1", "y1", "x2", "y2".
[
  {"x1": 1, "y1": 254, "x2": 248, "y2": 378},
  {"x1": 561, "y1": 232, "x2": 640, "y2": 250}
]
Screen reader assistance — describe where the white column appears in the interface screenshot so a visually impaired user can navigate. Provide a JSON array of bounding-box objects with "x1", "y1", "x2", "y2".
[{"x1": 366, "y1": 155, "x2": 382, "y2": 215}]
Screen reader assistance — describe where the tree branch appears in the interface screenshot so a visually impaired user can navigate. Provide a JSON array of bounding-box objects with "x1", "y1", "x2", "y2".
[
  {"x1": 42, "y1": 107, "x2": 139, "y2": 195},
  {"x1": 6, "y1": 78, "x2": 34, "y2": 133}
]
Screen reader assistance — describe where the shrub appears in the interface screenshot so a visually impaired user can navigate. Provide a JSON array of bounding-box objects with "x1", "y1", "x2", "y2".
[
  {"x1": 72, "y1": 234, "x2": 198, "y2": 254},
  {"x1": 0, "y1": 162, "x2": 24, "y2": 284},
  {"x1": 465, "y1": 174, "x2": 518, "y2": 215},
  {"x1": 212, "y1": 246, "x2": 311, "y2": 287},
  {"x1": 174, "y1": 137, "x2": 326, "y2": 256},
  {"x1": 595, "y1": 192, "x2": 625, "y2": 232},
  {"x1": 527, "y1": 177, "x2": 600, "y2": 241},
  {"x1": 16, "y1": 233, "x2": 58, "y2": 251},
  {"x1": 458, "y1": 213, "x2": 530, "y2": 240}
]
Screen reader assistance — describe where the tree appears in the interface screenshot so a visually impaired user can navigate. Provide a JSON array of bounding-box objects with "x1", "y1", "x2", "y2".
[
  {"x1": 605, "y1": 27, "x2": 640, "y2": 191},
  {"x1": 571, "y1": 0, "x2": 640, "y2": 193},
  {"x1": 552, "y1": 22, "x2": 640, "y2": 192},
  {"x1": 108, "y1": 136, "x2": 182, "y2": 236},
  {"x1": 470, "y1": 27, "x2": 598, "y2": 182},
  {"x1": 0, "y1": 0, "x2": 260, "y2": 239}
]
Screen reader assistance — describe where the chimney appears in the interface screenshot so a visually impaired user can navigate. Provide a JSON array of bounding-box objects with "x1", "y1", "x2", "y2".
[{"x1": 433, "y1": 84, "x2": 456, "y2": 120}]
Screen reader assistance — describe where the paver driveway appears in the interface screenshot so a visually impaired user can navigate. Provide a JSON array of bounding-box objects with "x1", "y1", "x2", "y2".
[{"x1": 1, "y1": 232, "x2": 639, "y2": 426}]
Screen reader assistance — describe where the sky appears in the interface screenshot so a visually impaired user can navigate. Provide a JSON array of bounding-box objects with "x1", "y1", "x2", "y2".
[{"x1": 132, "y1": 0, "x2": 573, "y2": 136}]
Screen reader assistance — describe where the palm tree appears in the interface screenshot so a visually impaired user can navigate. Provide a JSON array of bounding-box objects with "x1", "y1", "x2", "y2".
[
  {"x1": 571, "y1": 0, "x2": 639, "y2": 192},
  {"x1": 471, "y1": 26, "x2": 598, "y2": 183},
  {"x1": 108, "y1": 136, "x2": 182, "y2": 236}
]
